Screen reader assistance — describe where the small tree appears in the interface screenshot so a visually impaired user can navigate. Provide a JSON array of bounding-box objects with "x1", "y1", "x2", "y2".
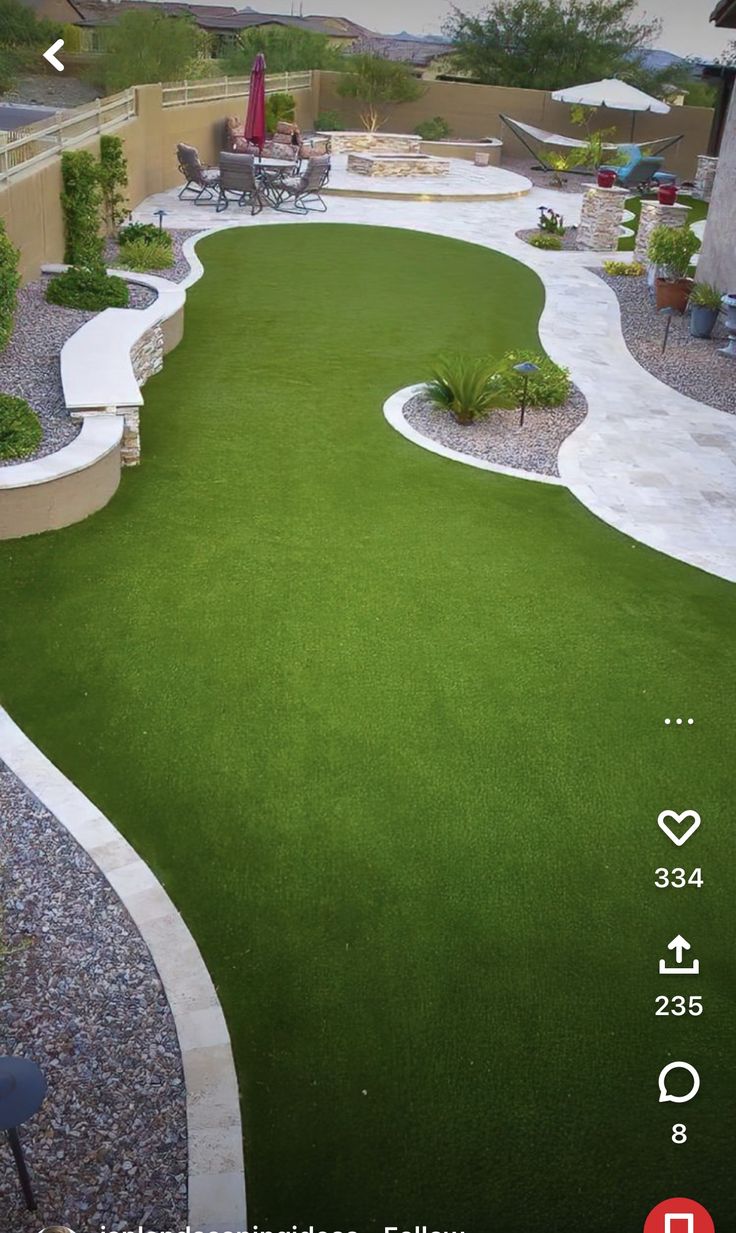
[
  {"x1": 336, "y1": 55, "x2": 425, "y2": 131},
  {"x1": 60, "y1": 150, "x2": 104, "y2": 268},
  {"x1": 97, "y1": 9, "x2": 203, "y2": 92},
  {"x1": 98, "y1": 136, "x2": 129, "y2": 236},
  {"x1": 265, "y1": 91, "x2": 296, "y2": 134}
]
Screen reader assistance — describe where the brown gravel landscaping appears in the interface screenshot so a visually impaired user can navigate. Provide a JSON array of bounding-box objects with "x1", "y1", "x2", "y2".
[{"x1": 601, "y1": 273, "x2": 736, "y2": 416}]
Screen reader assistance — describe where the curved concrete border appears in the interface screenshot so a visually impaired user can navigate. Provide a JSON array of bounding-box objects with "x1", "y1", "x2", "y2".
[
  {"x1": 0, "y1": 269, "x2": 186, "y2": 540},
  {"x1": 384, "y1": 384, "x2": 566, "y2": 486},
  {"x1": 0, "y1": 415, "x2": 123, "y2": 539},
  {"x1": 0, "y1": 707, "x2": 247, "y2": 1233}
]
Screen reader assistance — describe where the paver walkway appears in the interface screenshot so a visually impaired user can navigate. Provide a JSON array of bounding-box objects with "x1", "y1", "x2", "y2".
[{"x1": 135, "y1": 183, "x2": 736, "y2": 582}]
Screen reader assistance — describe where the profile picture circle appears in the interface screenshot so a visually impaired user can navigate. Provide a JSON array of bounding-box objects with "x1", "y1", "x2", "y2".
[{"x1": 38, "y1": 1226, "x2": 76, "y2": 1233}]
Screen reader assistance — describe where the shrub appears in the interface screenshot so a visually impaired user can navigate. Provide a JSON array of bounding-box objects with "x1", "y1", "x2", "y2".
[
  {"x1": 99, "y1": 135, "x2": 129, "y2": 235},
  {"x1": 0, "y1": 219, "x2": 20, "y2": 352},
  {"x1": 0, "y1": 394, "x2": 42, "y2": 460},
  {"x1": 265, "y1": 91, "x2": 296, "y2": 134},
  {"x1": 648, "y1": 224, "x2": 699, "y2": 280},
  {"x1": 118, "y1": 222, "x2": 172, "y2": 247},
  {"x1": 425, "y1": 355, "x2": 504, "y2": 423},
  {"x1": 497, "y1": 350, "x2": 570, "y2": 407},
  {"x1": 603, "y1": 259, "x2": 646, "y2": 276},
  {"x1": 530, "y1": 233, "x2": 563, "y2": 250},
  {"x1": 117, "y1": 238, "x2": 174, "y2": 271},
  {"x1": 315, "y1": 110, "x2": 342, "y2": 132},
  {"x1": 414, "y1": 116, "x2": 451, "y2": 142},
  {"x1": 688, "y1": 282, "x2": 723, "y2": 310},
  {"x1": 336, "y1": 54, "x2": 425, "y2": 131},
  {"x1": 538, "y1": 206, "x2": 565, "y2": 235},
  {"x1": 60, "y1": 150, "x2": 104, "y2": 268},
  {"x1": 46, "y1": 267, "x2": 130, "y2": 310}
]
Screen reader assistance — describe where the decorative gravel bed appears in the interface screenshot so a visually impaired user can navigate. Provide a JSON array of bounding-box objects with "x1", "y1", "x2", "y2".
[
  {"x1": 601, "y1": 273, "x2": 736, "y2": 416},
  {"x1": 502, "y1": 156, "x2": 586, "y2": 196},
  {"x1": 0, "y1": 277, "x2": 157, "y2": 469},
  {"x1": 402, "y1": 386, "x2": 588, "y2": 477},
  {"x1": 517, "y1": 225, "x2": 582, "y2": 251},
  {"x1": 107, "y1": 229, "x2": 192, "y2": 283},
  {"x1": 0, "y1": 763, "x2": 188, "y2": 1231}
]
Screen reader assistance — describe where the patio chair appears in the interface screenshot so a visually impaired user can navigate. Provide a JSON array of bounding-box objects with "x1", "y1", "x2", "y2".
[
  {"x1": 610, "y1": 144, "x2": 665, "y2": 192},
  {"x1": 261, "y1": 155, "x2": 331, "y2": 214},
  {"x1": 177, "y1": 143, "x2": 218, "y2": 203},
  {"x1": 216, "y1": 152, "x2": 263, "y2": 214}
]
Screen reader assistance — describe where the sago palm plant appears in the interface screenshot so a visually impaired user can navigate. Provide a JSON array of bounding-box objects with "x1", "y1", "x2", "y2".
[{"x1": 425, "y1": 355, "x2": 504, "y2": 425}]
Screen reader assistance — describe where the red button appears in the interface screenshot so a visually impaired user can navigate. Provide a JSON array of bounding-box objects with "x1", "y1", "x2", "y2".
[{"x1": 644, "y1": 1198, "x2": 715, "y2": 1233}]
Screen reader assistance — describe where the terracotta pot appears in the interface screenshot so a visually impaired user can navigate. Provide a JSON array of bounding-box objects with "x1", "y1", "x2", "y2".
[
  {"x1": 597, "y1": 169, "x2": 616, "y2": 188},
  {"x1": 655, "y1": 277, "x2": 694, "y2": 314},
  {"x1": 658, "y1": 184, "x2": 677, "y2": 205}
]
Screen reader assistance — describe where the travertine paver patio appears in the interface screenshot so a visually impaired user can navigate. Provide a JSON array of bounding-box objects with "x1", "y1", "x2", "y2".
[{"x1": 134, "y1": 183, "x2": 736, "y2": 582}]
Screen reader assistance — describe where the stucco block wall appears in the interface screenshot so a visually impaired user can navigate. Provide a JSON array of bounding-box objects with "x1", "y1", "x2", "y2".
[
  {"x1": 697, "y1": 87, "x2": 736, "y2": 292},
  {"x1": 314, "y1": 72, "x2": 714, "y2": 181},
  {"x1": 0, "y1": 441, "x2": 122, "y2": 540}
]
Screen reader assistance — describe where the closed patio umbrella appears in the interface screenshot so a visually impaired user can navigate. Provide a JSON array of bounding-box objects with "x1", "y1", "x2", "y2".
[
  {"x1": 244, "y1": 52, "x2": 267, "y2": 151},
  {"x1": 551, "y1": 77, "x2": 670, "y2": 141}
]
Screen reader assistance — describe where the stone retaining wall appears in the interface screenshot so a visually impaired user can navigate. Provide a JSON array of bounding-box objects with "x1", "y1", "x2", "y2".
[
  {"x1": 321, "y1": 131, "x2": 422, "y2": 155},
  {"x1": 347, "y1": 153, "x2": 450, "y2": 178}
]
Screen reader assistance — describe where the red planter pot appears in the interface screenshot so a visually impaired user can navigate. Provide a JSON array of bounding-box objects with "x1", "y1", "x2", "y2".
[
  {"x1": 597, "y1": 169, "x2": 616, "y2": 188},
  {"x1": 658, "y1": 184, "x2": 678, "y2": 205}
]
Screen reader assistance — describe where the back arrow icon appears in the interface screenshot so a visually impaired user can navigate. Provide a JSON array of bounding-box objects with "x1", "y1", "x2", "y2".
[{"x1": 43, "y1": 39, "x2": 65, "y2": 72}]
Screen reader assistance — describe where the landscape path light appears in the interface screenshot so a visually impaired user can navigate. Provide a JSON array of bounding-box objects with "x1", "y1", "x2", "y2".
[
  {"x1": 0, "y1": 1054, "x2": 47, "y2": 1211},
  {"x1": 659, "y1": 305, "x2": 676, "y2": 355},
  {"x1": 513, "y1": 361, "x2": 540, "y2": 426},
  {"x1": 154, "y1": 208, "x2": 168, "y2": 232}
]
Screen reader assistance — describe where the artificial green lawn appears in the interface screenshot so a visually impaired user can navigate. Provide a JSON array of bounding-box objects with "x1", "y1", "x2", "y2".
[
  {"x1": 1, "y1": 225, "x2": 735, "y2": 1231},
  {"x1": 618, "y1": 193, "x2": 709, "y2": 252}
]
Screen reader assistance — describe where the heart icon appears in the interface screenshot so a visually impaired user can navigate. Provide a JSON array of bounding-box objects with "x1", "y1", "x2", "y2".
[{"x1": 658, "y1": 809, "x2": 701, "y2": 847}]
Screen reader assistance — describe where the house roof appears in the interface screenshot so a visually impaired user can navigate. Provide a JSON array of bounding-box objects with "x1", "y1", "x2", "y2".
[
  {"x1": 70, "y1": 2, "x2": 372, "y2": 36},
  {"x1": 711, "y1": 0, "x2": 736, "y2": 26},
  {"x1": 351, "y1": 35, "x2": 453, "y2": 65}
]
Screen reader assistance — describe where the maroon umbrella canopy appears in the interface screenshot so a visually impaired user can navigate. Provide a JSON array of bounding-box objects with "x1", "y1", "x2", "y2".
[{"x1": 244, "y1": 53, "x2": 267, "y2": 150}]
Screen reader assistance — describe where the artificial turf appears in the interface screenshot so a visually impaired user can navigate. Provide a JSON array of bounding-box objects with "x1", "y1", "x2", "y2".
[{"x1": 1, "y1": 224, "x2": 734, "y2": 1232}]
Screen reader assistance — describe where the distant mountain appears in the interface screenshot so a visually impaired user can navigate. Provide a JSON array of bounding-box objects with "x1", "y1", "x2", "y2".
[
  {"x1": 389, "y1": 30, "x2": 452, "y2": 44},
  {"x1": 638, "y1": 49, "x2": 686, "y2": 72}
]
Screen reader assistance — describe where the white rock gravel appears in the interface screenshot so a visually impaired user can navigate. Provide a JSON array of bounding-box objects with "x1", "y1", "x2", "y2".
[
  {"x1": 600, "y1": 273, "x2": 736, "y2": 417},
  {"x1": 402, "y1": 388, "x2": 587, "y2": 477},
  {"x1": 0, "y1": 764, "x2": 187, "y2": 1231}
]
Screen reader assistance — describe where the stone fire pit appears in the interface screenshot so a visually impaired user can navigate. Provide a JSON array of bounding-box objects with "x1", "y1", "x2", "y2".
[{"x1": 347, "y1": 152, "x2": 451, "y2": 178}]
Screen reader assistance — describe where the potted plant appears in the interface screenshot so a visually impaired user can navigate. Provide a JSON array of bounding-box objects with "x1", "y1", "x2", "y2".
[
  {"x1": 425, "y1": 355, "x2": 503, "y2": 425},
  {"x1": 648, "y1": 224, "x2": 700, "y2": 313},
  {"x1": 688, "y1": 283, "x2": 723, "y2": 339}
]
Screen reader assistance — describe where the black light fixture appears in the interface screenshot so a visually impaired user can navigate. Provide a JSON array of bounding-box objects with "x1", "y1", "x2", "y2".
[
  {"x1": 659, "y1": 306, "x2": 676, "y2": 355},
  {"x1": 154, "y1": 208, "x2": 168, "y2": 232},
  {"x1": 0, "y1": 1055, "x2": 47, "y2": 1211},
  {"x1": 513, "y1": 361, "x2": 540, "y2": 426}
]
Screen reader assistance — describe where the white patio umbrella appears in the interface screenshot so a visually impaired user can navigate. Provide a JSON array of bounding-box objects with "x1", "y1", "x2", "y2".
[{"x1": 551, "y1": 77, "x2": 670, "y2": 141}]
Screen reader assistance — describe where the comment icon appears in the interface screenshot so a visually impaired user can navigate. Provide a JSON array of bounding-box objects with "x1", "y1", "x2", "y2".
[{"x1": 658, "y1": 1062, "x2": 700, "y2": 1104}]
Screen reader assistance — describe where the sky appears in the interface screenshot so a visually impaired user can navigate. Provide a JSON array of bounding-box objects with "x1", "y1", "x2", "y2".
[{"x1": 232, "y1": 0, "x2": 734, "y2": 59}]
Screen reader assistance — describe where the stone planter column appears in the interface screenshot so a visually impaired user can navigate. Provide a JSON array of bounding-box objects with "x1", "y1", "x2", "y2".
[
  {"x1": 635, "y1": 201, "x2": 692, "y2": 266},
  {"x1": 578, "y1": 184, "x2": 629, "y2": 251},
  {"x1": 693, "y1": 155, "x2": 718, "y2": 202}
]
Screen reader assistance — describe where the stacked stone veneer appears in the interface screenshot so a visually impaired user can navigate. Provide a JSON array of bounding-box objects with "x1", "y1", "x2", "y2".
[
  {"x1": 321, "y1": 132, "x2": 421, "y2": 155},
  {"x1": 347, "y1": 153, "x2": 450, "y2": 178},
  {"x1": 635, "y1": 201, "x2": 692, "y2": 265},
  {"x1": 69, "y1": 323, "x2": 165, "y2": 468},
  {"x1": 578, "y1": 185, "x2": 630, "y2": 251},
  {"x1": 693, "y1": 155, "x2": 719, "y2": 202}
]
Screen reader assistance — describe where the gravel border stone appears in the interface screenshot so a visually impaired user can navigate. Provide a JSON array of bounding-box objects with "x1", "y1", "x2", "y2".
[
  {"x1": 402, "y1": 387, "x2": 588, "y2": 477},
  {"x1": 600, "y1": 273, "x2": 736, "y2": 416},
  {"x1": 0, "y1": 763, "x2": 188, "y2": 1231}
]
